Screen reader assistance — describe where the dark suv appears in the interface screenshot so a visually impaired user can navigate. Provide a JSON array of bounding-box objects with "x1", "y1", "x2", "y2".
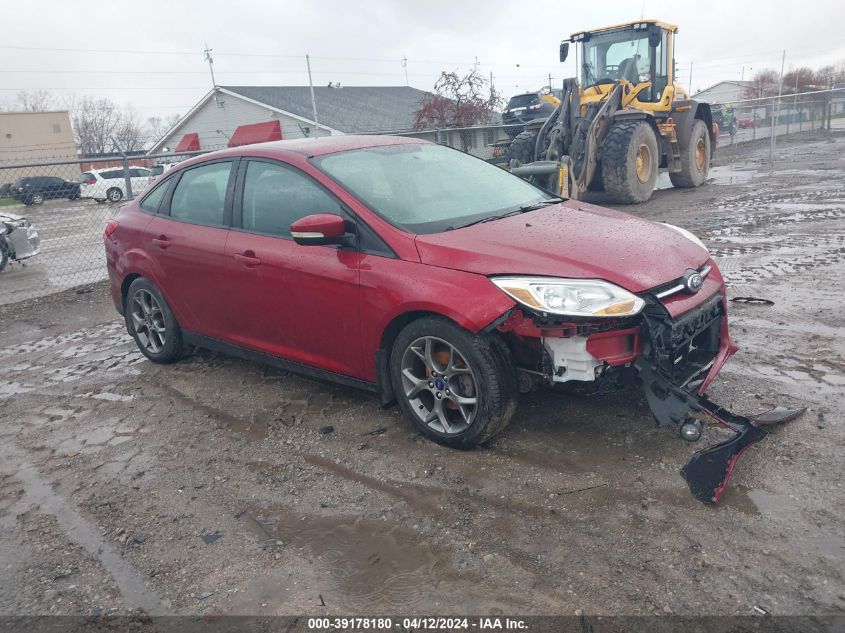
[
  {"x1": 502, "y1": 92, "x2": 559, "y2": 137},
  {"x1": 13, "y1": 176, "x2": 81, "y2": 205}
]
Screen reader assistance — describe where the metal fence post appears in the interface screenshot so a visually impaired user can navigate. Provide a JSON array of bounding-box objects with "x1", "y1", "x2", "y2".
[{"x1": 122, "y1": 154, "x2": 134, "y2": 201}]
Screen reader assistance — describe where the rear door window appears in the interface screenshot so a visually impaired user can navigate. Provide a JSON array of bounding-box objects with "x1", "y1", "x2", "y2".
[
  {"x1": 139, "y1": 179, "x2": 170, "y2": 213},
  {"x1": 169, "y1": 161, "x2": 232, "y2": 226}
]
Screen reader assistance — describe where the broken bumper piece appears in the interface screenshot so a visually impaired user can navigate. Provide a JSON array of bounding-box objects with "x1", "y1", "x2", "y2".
[{"x1": 639, "y1": 355, "x2": 805, "y2": 504}]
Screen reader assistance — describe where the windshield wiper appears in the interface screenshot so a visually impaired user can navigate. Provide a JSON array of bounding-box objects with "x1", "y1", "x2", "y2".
[
  {"x1": 518, "y1": 198, "x2": 564, "y2": 212},
  {"x1": 448, "y1": 198, "x2": 563, "y2": 231}
]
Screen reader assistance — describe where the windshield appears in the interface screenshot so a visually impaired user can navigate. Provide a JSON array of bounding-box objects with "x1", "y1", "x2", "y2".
[
  {"x1": 313, "y1": 143, "x2": 555, "y2": 234},
  {"x1": 581, "y1": 29, "x2": 653, "y2": 88}
]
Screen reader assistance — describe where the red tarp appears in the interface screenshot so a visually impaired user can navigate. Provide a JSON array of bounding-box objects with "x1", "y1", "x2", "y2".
[
  {"x1": 227, "y1": 120, "x2": 283, "y2": 148},
  {"x1": 174, "y1": 132, "x2": 200, "y2": 152}
]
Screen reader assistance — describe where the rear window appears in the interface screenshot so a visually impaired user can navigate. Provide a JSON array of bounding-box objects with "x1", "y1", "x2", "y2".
[
  {"x1": 78, "y1": 172, "x2": 95, "y2": 182},
  {"x1": 507, "y1": 94, "x2": 539, "y2": 108}
]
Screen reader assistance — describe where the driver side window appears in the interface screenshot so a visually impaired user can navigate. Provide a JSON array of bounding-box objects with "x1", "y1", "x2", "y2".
[{"x1": 241, "y1": 161, "x2": 343, "y2": 238}]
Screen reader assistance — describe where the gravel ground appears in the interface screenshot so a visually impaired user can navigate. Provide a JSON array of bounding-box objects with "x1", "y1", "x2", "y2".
[{"x1": 1, "y1": 131, "x2": 843, "y2": 618}]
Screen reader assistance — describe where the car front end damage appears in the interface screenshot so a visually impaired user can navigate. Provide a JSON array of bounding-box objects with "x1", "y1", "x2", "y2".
[{"x1": 492, "y1": 260, "x2": 803, "y2": 504}]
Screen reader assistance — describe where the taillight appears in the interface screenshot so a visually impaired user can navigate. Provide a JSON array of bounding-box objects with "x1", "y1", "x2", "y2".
[
  {"x1": 84, "y1": 178, "x2": 96, "y2": 185},
  {"x1": 103, "y1": 220, "x2": 119, "y2": 240}
]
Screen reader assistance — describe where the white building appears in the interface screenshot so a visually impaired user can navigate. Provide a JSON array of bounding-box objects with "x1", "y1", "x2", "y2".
[{"x1": 148, "y1": 85, "x2": 509, "y2": 159}]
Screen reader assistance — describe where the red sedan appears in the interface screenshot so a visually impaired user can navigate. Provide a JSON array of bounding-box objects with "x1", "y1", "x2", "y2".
[{"x1": 104, "y1": 135, "x2": 776, "y2": 503}]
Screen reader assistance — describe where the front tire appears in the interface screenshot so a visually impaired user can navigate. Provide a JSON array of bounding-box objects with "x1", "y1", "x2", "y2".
[
  {"x1": 670, "y1": 119, "x2": 711, "y2": 188},
  {"x1": 390, "y1": 316, "x2": 517, "y2": 448},
  {"x1": 601, "y1": 120, "x2": 659, "y2": 204},
  {"x1": 125, "y1": 278, "x2": 184, "y2": 364},
  {"x1": 30, "y1": 192, "x2": 45, "y2": 205}
]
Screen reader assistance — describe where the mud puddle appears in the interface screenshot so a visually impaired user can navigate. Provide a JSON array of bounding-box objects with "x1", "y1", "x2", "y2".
[
  {"x1": 656, "y1": 165, "x2": 758, "y2": 190},
  {"x1": 241, "y1": 506, "x2": 454, "y2": 610}
]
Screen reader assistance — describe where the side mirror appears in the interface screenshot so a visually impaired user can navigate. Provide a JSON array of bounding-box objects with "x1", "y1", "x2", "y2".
[
  {"x1": 559, "y1": 42, "x2": 569, "y2": 63},
  {"x1": 290, "y1": 213, "x2": 351, "y2": 246},
  {"x1": 648, "y1": 26, "x2": 662, "y2": 48}
]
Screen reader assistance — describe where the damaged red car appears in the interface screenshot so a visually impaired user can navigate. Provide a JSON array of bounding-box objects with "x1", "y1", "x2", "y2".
[{"x1": 104, "y1": 136, "x2": 800, "y2": 504}]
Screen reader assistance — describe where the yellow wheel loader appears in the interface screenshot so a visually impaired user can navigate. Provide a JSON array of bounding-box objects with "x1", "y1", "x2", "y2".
[{"x1": 506, "y1": 20, "x2": 715, "y2": 204}]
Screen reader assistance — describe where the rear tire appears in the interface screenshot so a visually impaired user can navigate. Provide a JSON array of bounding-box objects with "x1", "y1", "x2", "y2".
[
  {"x1": 504, "y1": 130, "x2": 537, "y2": 166},
  {"x1": 125, "y1": 278, "x2": 184, "y2": 364},
  {"x1": 670, "y1": 119, "x2": 710, "y2": 188},
  {"x1": 106, "y1": 188, "x2": 123, "y2": 203},
  {"x1": 601, "y1": 120, "x2": 659, "y2": 204},
  {"x1": 390, "y1": 316, "x2": 517, "y2": 448}
]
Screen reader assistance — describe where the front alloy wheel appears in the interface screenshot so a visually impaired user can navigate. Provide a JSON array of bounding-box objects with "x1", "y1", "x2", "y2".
[
  {"x1": 390, "y1": 316, "x2": 518, "y2": 448},
  {"x1": 401, "y1": 336, "x2": 478, "y2": 435}
]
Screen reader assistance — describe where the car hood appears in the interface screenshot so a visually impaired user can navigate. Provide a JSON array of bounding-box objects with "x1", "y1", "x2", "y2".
[{"x1": 414, "y1": 200, "x2": 709, "y2": 293}]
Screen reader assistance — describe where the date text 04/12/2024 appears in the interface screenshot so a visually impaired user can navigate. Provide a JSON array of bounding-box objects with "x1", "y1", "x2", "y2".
[{"x1": 306, "y1": 618, "x2": 528, "y2": 630}]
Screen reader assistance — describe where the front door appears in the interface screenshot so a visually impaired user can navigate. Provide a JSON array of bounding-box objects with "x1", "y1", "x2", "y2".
[{"x1": 222, "y1": 159, "x2": 363, "y2": 378}]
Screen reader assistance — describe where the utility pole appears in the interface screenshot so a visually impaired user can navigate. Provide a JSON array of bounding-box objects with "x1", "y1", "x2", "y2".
[
  {"x1": 401, "y1": 57, "x2": 409, "y2": 86},
  {"x1": 203, "y1": 44, "x2": 216, "y2": 88},
  {"x1": 306, "y1": 54, "x2": 320, "y2": 138},
  {"x1": 688, "y1": 61, "x2": 694, "y2": 95},
  {"x1": 770, "y1": 49, "x2": 785, "y2": 162}
]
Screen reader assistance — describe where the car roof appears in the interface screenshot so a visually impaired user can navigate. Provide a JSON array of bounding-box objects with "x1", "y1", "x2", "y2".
[
  {"x1": 89, "y1": 165, "x2": 149, "y2": 174},
  {"x1": 178, "y1": 134, "x2": 430, "y2": 166}
]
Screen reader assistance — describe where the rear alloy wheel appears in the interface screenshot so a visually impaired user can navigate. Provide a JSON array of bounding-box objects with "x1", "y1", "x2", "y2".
[
  {"x1": 125, "y1": 278, "x2": 184, "y2": 364},
  {"x1": 106, "y1": 187, "x2": 123, "y2": 203},
  {"x1": 601, "y1": 120, "x2": 659, "y2": 204},
  {"x1": 390, "y1": 317, "x2": 517, "y2": 448},
  {"x1": 30, "y1": 192, "x2": 44, "y2": 205}
]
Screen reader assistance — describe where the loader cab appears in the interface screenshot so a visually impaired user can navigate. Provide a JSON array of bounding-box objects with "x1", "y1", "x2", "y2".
[{"x1": 570, "y1": 20, "x2": 677, "y2": 110}]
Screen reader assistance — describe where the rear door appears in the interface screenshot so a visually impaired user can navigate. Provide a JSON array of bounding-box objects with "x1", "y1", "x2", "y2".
[
  {"x1": 221, "y1": 158, "x2": 364, "y2": 377},
  {"x1": 130, "y1": 168, "x2": 152, "y2": 196},
  {"x1": 144, "y1": 159, "x2": 237, "y2": 338}
]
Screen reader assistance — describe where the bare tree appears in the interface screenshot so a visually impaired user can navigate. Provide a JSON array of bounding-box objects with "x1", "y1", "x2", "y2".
[
  {"x1": 145, "y1": 113, "x2": 181, "y2": 144},
  {"x1": 69, "y1": 95, "x2": 123, "y2": 155},
  {"x1": 15, "y1": 90, "x2": 55, "y2": 112},
  {"x1": 414, "y1": 63, "x2": 502, "y2": 151},
  {"x1": 112, "y1": 107, "x2": 148, "y2": 153},
  {"x1": 744, "y1": 69, "x2": 780, "y2": 99}
]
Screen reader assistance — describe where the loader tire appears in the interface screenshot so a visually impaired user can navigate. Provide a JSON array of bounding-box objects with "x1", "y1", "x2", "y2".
[
  {"x1": 601, "y1": 120, "x2": 658, "y2": 204},
  {"x1": 670, "y1": 119, "x2": 710, "y2": 188},
  {"x1": 505, "y1": 130, "x2": 537, "y2": 166}
]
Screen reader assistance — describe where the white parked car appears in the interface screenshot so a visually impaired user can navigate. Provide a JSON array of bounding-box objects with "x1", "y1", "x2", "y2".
[{"x1": 78, "y1": 166, "x2": 153, "y2": 203}]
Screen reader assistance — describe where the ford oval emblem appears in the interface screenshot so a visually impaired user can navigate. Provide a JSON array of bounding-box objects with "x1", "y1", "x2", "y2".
[{"x1": 683, "y1": 269, "x2": 704, "y2": 293}]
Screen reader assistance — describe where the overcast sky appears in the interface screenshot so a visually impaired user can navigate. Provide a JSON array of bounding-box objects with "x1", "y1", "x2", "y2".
[{"x1": 2, "y1": 0, "x2": 844, "y2": 121}]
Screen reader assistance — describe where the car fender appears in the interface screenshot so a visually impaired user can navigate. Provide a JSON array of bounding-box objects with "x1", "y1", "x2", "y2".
[
  {"x1": 360, "y1": 258, "x2": 516, "y2": 382},
  {"x1": 114, "y1": 248, "x2": 189, "y2": 325}
]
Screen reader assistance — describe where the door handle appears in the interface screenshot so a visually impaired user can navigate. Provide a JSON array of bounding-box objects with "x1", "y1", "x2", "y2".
[
  {"x1": 152, "y1": 236, "x2": 171, "y2": 249},
  {"x1": 233, "y1": 252, "x2": 261, "y2": 267}
]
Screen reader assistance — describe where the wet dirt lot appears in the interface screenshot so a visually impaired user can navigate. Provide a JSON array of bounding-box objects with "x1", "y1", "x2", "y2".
[{"x1": 1, "y1": 131, "x2": 844, "y2": 618}]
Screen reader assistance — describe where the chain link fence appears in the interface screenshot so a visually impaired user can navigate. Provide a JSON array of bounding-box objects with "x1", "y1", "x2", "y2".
[{"x1": 1, "y1": 88, "x2": 842, "y2": 305}]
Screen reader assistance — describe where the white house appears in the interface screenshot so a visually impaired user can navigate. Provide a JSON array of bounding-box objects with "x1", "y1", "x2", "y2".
[
  {"x1": 148, "y1": 85, "x2": 509, "y2": 159},
  {"x1": 692, "y1": 81, "x2": 752, "y2": 104}
]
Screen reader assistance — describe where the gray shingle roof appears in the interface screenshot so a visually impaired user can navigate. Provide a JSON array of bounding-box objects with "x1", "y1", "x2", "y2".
[{"x1": 221, "y1": 85, "x2": 431, "y2": 134}]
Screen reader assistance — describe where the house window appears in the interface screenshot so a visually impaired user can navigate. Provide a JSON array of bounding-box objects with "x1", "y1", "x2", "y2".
[
  {"x1": 52, "y1": 123, "x2": 61, "y2": 134},
  {"x1": 485, "y1": 127, "x2": 496, "y2": 146}
]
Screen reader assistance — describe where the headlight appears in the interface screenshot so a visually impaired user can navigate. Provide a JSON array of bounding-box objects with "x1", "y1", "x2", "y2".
[
  {"x1": 491, "y1": 277, "x2": 644, "y2": 317},
  {"x1": 662, "y1": 223, "x2": 708, "y2": 252}
]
